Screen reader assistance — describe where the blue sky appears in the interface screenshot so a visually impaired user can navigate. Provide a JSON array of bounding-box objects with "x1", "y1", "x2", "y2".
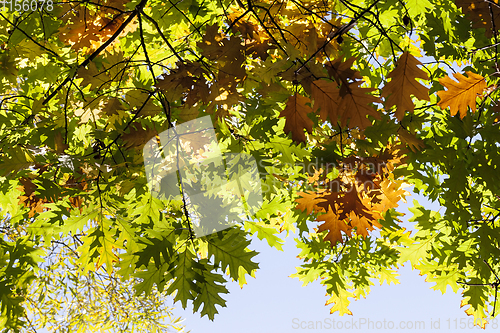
[{"x1": 171, "y1": 191, "x2": 499, "y2": 333}]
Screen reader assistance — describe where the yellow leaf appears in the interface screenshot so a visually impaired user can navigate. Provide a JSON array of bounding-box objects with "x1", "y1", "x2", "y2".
[
  {"x1": 437, "y1": 71, "x2": 487, "y2": 119},
  {"x1": 326, "y1": 288, "x2": 354, "y2": 316}
]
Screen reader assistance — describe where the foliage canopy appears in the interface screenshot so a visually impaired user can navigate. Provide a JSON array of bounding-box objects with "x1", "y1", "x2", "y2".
[{"x1": 1, "y1": 0, "x2": 500, "y2": 330}]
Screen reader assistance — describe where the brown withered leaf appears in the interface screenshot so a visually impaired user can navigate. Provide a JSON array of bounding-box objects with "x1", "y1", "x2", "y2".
[
  {"x1": 54, "y1": 132, "x2": 69, "y2": 154},
  {"x1": 102, "y1": 97, "x2": 125, "y2": 116},
  {"x1": 285, "y1": 22, "x2": 319, "y2": 57},
  {"x1": 205, "y1": 73, "x2": 242, "y2": 119},
  {"x1": 218, "y1": 37, "x2": 247, "y2": 81},
  {"x1": 197, "y1": 24, "x2": 226, "y2": 60},
  {"x1": 311, "y1": 79, "x2": 342, "y2": 123},
  {"x1": 325, "y1": 56, "x2": 362, "y2": 86},
  {"x1": 197, "y1": 25, "x2": 247, "y2": 82},
  {"x1": 397, "y1": 127, "x2": 425, "y2": 152},
  {"x1": 456, "y1": 0, "x2": 500, "y2": 37},
  {"x1": 338, "y1": 82, "x2": 382, "y2": 130},
  {"x1": 311, "y1": 79, "x2": 381, "y2": 130},
  {"x1": 156, "y1": 61, "x2": 210, "y2": 105},
  {"x1": 227, "y1": 9, "x2": 260, "y2": 40},
  {"x1": 177, "y1": 105, "x2": 201, "y2": 122},
  {"x1": 281, "y1": 62, "x2": 326, "y2": 95},
  {"x1": 77, "y1": 61, "x2": 111, "y2": 91},
  {"x1": 381, "y1": 52, "x2": 430, "y2": 121},
  {"x1": 279, "y1": 94, "x2": 314, "y2": 143},
  {"x1": 121, "y1": 123, "x2": 158, "y2": 150},
  {"x1": 246, "y1": 40, "x2": 274, "y2": 60},
  {"x1": 437, "y1": 71, "x2": 487, "y2": 119}
]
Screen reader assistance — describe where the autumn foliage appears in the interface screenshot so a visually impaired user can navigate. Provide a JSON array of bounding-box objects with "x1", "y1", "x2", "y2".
[{"x1": 1, "y1": 0, "x2": 500, "y2": 331}]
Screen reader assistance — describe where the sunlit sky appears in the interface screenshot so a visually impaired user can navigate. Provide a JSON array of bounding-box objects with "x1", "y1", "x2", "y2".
[{"x1": 172, "y1": 190, "x2": 499, "y2": 333}]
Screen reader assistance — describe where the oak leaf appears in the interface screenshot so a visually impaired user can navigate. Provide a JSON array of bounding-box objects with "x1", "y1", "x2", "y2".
[
  {"x1": 381, "y1": 52, "x2": 430, "y2": 121},
  {"x1": 197, "y1": 25, "x2": 246, "y2": 82},
  {"x1": 311, "y1": 79, "x2": 381, "y2": 129},
  {"x1": 124, "y1": 90, "x2": 162, "y2": 116},
  {"x1": 338, "y1": 82, "x2": 382, "y2": 130},
  {"x1": 74, "y1": 105, "x2": 102, "y2": 124},
  {"x1": 177, "y1": 105, "x2": 201, "y2": 122},
  {"x1": 227, "y1": 8, "x2": 267, "y2": 43},
  {"x1": 375, "y1": 178, "x2": 409, "y2": 211},
  {"x1": 456, "y1": 0, "x2": 500, "y2": 37},
  {"x1": 295, "y1": 148, "x2": 407, "y2": 247},
  {"x1": 77, "y1": 61, "x2": 111, "y2": 91},
  {"x1": 156, "y1": 62, "x2": 210, "y2": 105},
  {"x1": 59, "y1": 7, "x2": 101, "y2": 50},
  {"x1": 397, "y1": 127, "x2": 425, "y2": 152},
  {"x1": 333, "y1": 188, "x2": 374, "y2": 221},
  {"x1": 326, "y1": 56, "x2": 362, "y2": 86},
  {"x1": 437, "y1": 71, "x2": 487, "y2": 119},
  {"x1": 325, "y1": 288, "x2": 354, "y2": 316},
  {"x1": 17, "y1": 178, "x2": 47, "y2": 218},
  {"x1": 348, "y1": 211, "x2": 379, "y2": 238},
  {"x1": 121, "y1": 123, "x2": 158, "y2": 150},
  {"x1": 311, "y1": 79, "x2": 342, "y2": 123},
  {"x1": 317, "y1": 206, "x2": 351, "y2": 245},
  {"x1": 280, "y1": 94, "x2": 314, "y2": 143},
  {"x1": 295, "y1": 190, "x2": 328, "y2": 215},
  {"x1": 205, "y1": 73, "x2": 242, "y2": 119}
]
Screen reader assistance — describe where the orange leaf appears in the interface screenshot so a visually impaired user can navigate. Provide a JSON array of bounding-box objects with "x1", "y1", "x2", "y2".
[
  {"x1": 295, "y1": 190, "x2": 328, "y2": 215},
  {"x1": 437, "y1": 71, "x2": 487, "y2": 119},
  {"x1": 279, "y1": 94, "x2": 314, "y2": 143},
  {"x1": 334, "y1": 188, "x2": 373, "y2": 221},
  {"x1": 373, "y1": 178, "x2": 409, "y2": 212},
  {"x1": 17, "y1": 178, "x2": 47, "y2": 218},
  {"x1": 348, "y1": 211, "x2": 378, "y2": 238},
  {"x1": 317, "y1": 206, "x2": 351, "y2": 245},
  {"x1": 381, "y1": 52, "x2": 430, "y2": 121}
]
